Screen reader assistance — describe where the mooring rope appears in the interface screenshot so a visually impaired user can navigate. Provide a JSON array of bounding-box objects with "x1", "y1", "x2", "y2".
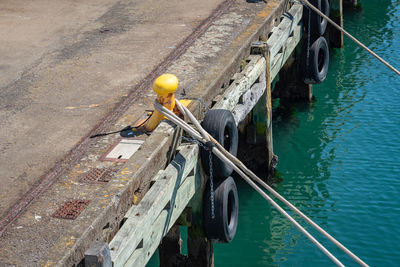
[
  {"x1": 174, "y1": 103, "x2": 369, "y2": 266},
  {"x1": 300, "y1": 0, "x2": 400, "y2": 76},
  {"x1": 155, "y1": 100, "x2": 368, "y2": 266}
]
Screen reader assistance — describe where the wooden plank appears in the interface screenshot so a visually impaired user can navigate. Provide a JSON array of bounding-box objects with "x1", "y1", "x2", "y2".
[
  {"x1": 232, "y1": 69, "x2": 266, "y2": 125},
  {"x1": 270, "y1": 21, "x2": 302, "y2": 81},
  {"x1": 124, "y1": 174, "x2": 200, "y2": 266},
  {"x1": 159, "y1": 225, "x2": 181, "y2": 266},
  {"x1": 109, "y1": 145, "x2": 199, "y2": 266},
  {"x1": 329, "y1": 0, "x2": 344, "y2": 48},
  {"x1": 266, "y1": 3, "x2": 303, "y2": 65},
  {"x1": 123, "y1": 170, "x2": 165, "y2": 219},
  {"x1": 213, "y1": 55, "x2": 266, "y2": 111}
]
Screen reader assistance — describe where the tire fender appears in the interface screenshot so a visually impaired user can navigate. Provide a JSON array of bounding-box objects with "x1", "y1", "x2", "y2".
[
  {"x1": 304, "y1": 0, "x2": 330, "y2": 36},
  {"x1": 302, "y1": 36, "x2": 330, "y2": 84},
  {"x1": 200, "y1": 109, "x2": 239, "y2": 180},
  {"x1": 203, "y1": 176, "x2": 239, "y2": 243}
]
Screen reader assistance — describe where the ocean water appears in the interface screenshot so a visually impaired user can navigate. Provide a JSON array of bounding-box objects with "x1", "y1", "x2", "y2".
[{"x1": 215, "y1": 0, "x2": 400, "y2": 266}]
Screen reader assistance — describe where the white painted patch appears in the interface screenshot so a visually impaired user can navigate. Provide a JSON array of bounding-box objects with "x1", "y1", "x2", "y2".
[{"x1": 104, "y1": 139, "x2": 144, "y2": 161}]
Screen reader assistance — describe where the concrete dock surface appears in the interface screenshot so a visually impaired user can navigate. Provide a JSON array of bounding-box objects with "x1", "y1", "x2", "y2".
[
  {"x1": 0, "y1": 0, "x2": 284, "y2": 265},
  {"x1": 0, "y1": 0, "x2": 223, "y2": 219}
]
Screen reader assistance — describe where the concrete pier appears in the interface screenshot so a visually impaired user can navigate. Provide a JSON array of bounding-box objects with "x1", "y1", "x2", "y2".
[{"x1": 0, "y1": 0, "x2": 344, "y2": 265}]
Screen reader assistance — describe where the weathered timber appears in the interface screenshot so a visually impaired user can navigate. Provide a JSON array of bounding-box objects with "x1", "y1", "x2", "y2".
[
  {"x1": 187, "y1": 226, "x2": 214, "y2": 267},
  {"x1": 124, "y1": 174, "x2": 200, "y2": 266},
  {"x1": 109, "y1": 145, "x2": 199, "y2": 266},
  {"x1": 268, "y1": 3, "x2": 303, "y2": 81},
  {"x1": 190, "y1": 0, "x2": 286, "y2": 110},
  {"x1": 232, "y1": 69, "x2": 266, "y2": 125},
  {"x1": 159, "y1": 225, "x2": 183, "y2": 267},
  {"x1": 254, "y1": 49, "x2": 274, "y2": 170},
  {"x1": 269, "y1": 3, "x2": 315, "y2": 101},
  {"x1": 186, "y1": 164, "x2": 213, "y2": 267},
  {"x1": 213, "y1": 55, "x2": 266, "y2": 115},
  {"x1": 329, "y1": 0, "x2": 344, "y2": 48}
]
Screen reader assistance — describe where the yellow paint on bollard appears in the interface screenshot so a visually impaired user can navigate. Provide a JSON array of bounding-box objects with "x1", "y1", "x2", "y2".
[
  {"x1": 178, "y1": 99, "x2": 192, "y2": 108},
  {"x1": 143, "y1": 74, "x2": 179, "y2": 132}
]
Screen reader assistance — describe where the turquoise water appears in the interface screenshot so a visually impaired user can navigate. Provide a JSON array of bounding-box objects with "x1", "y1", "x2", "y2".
[{"x1": 215, "y1": 1, "x2": 400, "y2": 266}]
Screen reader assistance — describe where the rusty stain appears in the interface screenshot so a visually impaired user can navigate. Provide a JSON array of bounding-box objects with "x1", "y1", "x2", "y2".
[
  {"x1": 257, "y1": 1, "x2": 278, "y2": 18},
  {"x1": 121, "y1": 171, "x2": 131, "y2": 175},
  {"x1": 53, "y1": 200, "x2": 90, "y2": 220},
  {"x1": 79, "y1": 168, "x2": 116, "y2": 184}
]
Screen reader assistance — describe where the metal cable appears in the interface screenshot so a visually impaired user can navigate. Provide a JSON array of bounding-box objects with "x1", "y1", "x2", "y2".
[
  {"x1": 212, "y1": 148, "x2": 345, "y2": 267},
  {"x1": 155, "y1": 102, "x2": 351, "y2": 267},
  {"x1": 300, "y1": 0, "x2": 400, "y2": 76},
  {"x1": 174, "y1": 101, "x2": 369, "y2": 266}
]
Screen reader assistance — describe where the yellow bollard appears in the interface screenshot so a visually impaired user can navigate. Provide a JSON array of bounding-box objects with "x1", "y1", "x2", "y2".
[{"x1": 142, "y1": 74, "x2": 179, "y2": 132}]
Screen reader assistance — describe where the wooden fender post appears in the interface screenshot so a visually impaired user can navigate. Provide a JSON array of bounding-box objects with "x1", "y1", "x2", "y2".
[
  {"x1": 329, "y1": 0, "x2": 344, "y2": 48},
  {"x1": 143, "y1": 74, "x2": 179, "y2": 132}
]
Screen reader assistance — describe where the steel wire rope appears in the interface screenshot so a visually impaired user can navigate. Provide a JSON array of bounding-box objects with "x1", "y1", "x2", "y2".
[
  {"x1": 174, "y1": 100, "x2": 369, "y2": 267},
  {"x1": 299, "y1": 0, "x2": 400, "y2": 76},
  {"x1": 155, "y1": 101, "x2": 347, "y2": 266}
]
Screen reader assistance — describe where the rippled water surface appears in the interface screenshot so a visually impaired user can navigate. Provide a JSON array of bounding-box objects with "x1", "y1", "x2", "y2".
[{"x1": 215, "y1": 1, "x2": 400, "y2": 266}]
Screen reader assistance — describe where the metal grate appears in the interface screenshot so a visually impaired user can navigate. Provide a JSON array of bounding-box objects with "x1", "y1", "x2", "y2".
[
  {"x1": 79, "y1": 168, "x2": 115, "y2": 184},
  {"x1": 53, "y1": 200, "x2": 90, "y2": 220}
]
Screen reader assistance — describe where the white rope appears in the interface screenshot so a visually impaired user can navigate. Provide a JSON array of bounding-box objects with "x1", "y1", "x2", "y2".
[
  {"x1": 177, "y1": 101, "x2": 370, "y2": 266},
  {"x1": 175, "y1": 101, "x2": 211, "y2": 142},
  {"x1": 301, "y1": 0, "x2": 400, "y2": 76},
  {"x1": 158, "y1": 101, "x2": 371, "y2": 266},
  {"x1": 154, "y1": 101, "x2": 204, "y2": 141},
  {"x1": 211, "y1": 149, "x2": 344, "y2": 267},
  {"x1": 155, "y1": 102, "x2": 348, "y2": 266}
]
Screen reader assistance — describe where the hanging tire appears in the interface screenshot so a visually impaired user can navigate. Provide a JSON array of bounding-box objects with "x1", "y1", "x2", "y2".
[
  {"x1": 304, "y1": 0, "x2": 330, "y2": 36},
  {"x1": 302, "y1": 36, "x2": 329, "y2": 84},
  {"x1": 200, "y1": 109, "x2": 238, "y2": 180},
  {"x1": 203, "y1": 176, "x2": 239, "y2": 243}
]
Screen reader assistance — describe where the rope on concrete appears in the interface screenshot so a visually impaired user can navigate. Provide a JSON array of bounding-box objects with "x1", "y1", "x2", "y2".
[
  {"x1": 156, "y1": 100, "x2": 352, "y2": 266},
  {"x1": 300, "y1": 0, "x2": 400, "y2": 76}
]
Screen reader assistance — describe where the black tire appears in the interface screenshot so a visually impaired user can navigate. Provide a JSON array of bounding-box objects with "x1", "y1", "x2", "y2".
[
  {"x1": 203, "y1": 176, "x2": 239, "y2": 243},
  {"x1": 200, "y1": 109, "x2": 238, "y2": 180},
  {"x1": 304, "y1": 0, "x2": 330, "y2": 36},
  {"x1": 302, "y1": 36, "x2": 329, "y2": 84}
]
